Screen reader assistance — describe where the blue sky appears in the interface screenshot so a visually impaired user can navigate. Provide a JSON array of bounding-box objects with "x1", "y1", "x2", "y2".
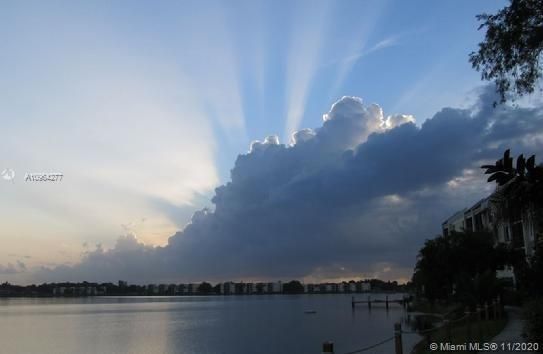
[
  {"x1": 3, "y1": 0, "x2": 505, "y2": 173},
  {"x1": 6, "y1": 0, "x2": 540, "y2": 284}
]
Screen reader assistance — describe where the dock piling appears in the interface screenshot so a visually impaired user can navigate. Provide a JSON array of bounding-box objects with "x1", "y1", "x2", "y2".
[
  {"x1": 394, "y1": 323, "x2": 403, "y2": 354},
  {"x1": 493, "y1": 298, "x2": 499, "y2": 319},
  {"x1": 322, "y1": 341, "x2": 334, "y2": 353}
]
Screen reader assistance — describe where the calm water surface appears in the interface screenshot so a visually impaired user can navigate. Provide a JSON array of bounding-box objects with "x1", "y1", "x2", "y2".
[{"x1": 0, "y1": 294, "x2": 419, "y2": 354}]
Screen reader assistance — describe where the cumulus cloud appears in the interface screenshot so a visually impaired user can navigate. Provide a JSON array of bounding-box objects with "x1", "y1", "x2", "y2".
[
  {"x1": 291, "y1": 128, "x2": 316, "y2": 144},
  {"x1": 34, "y1": 87, "x2": 543, "y2": 284},
  {"x1": 384, "y1": 114, "x2": 416, "y2": 128},
  {"x1": 0, "y1": 261, "x2": 26, "y2": 274},
  {"x1": 249, "y1": 135, "x2": 281, "y2": 153}
]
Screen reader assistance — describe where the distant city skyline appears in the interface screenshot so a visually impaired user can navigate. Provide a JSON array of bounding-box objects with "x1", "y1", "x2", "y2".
[
  {"x1": 2, "y1": 278, "x2": 395, "y2": 297},
  {"x1": 1, "y1": 0, "x2": 543, "y2": 285}
]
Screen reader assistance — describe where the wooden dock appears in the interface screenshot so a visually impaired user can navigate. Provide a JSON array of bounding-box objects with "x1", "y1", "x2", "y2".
[{"x1": 351, "y1": 295, "x2": 410, "y2": 310}]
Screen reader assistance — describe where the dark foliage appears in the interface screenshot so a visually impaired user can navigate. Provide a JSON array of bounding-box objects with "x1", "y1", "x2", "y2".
[
  {"x1": 282, "y1": 280, "x2": 304, "y2": 294},
  {"x1": 524, "y1": 299, "x2": 543, "y2": 349},
  {"x1": 198, "y1": 282, "x2": 213, "y2": 294},
  {"x1": 482, "y1": 149, "x2": 543, "y2": 187},
  {"x1": 513, "y1": 238, "x2": 543, "y2": 298},
  {"x1": 470, "y1": 0, "x2": 543, "y2": 105},
  {"x1": 413, "y1": 231, "x2": 507, "y2": 306},
  {"x1": 482, "y1": 149, "x2": 543, "y2": 225}
]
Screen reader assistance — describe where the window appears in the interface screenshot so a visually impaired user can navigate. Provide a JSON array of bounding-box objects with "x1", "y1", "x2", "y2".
[
  {"x1": 512, "y1": 222, "x2": 524, "y2": 248},
  {"x1": 466, "y1": 217, "x2": 473, "y2": 232},
  {"x1": 475, "y1": 213, "x2": 483, "y2": 231}
]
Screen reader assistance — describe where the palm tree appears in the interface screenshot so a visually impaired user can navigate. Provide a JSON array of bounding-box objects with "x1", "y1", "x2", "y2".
[
  {"x1": 482, "y1": 149, "x2": 543, "y2": 291},
  {"x1": 482, "y1": 149, "x2": 543, "y2": 219}
]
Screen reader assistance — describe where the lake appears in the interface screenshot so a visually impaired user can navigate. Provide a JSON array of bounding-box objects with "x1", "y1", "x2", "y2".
[{"x1": 0, "y1": 294, "x2": 420, "y2": 354}]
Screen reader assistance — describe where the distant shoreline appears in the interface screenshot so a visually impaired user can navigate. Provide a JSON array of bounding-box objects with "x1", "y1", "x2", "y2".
[
  {"x1": 1, "y1": 279, "x2": 410, "y2": 298},
  {"x1": 0, "y1": 291, "x2": 410, "y2": 299}
]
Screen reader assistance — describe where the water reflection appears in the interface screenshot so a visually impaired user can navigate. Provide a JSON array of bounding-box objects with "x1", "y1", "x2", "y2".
[{"x1": 0, "y1": 294, "x2": 419, "y2": 354}]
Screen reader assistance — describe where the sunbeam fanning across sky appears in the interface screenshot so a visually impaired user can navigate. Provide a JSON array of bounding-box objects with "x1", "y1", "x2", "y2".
[
  {"x1": 283, "y1": 1, "x2": 329, "y2": 141},
  {"x1": 4, "y1": 0, "x2": 539, "y2": 286}
]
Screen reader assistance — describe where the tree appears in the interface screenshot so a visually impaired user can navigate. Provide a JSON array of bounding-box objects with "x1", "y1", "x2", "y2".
[
  {"x1": 482, "y1": 150, "x2": 543, "y2": 293},
  {"x1": 482, "y1": 149, "x2": 543, "y2": 186},
  {"x1": 469, "y1": 0, "x2": 543, "y2": 105},
  {"x1": 525, "y1": 239, "x2": 543, "y2": 296},
  {"x1": 413, "y1": 231, "x2": 507, "y2": 306},
  {"x1": 482, "y1": 150, "x2": 543, "y2": 245},
  {"x1": 282, "y1": 280, "x2": 304, "y2": 294},
  {"x1": 413, "y1": 235, "x2": 456, "y2": 302},
  {"x1": 482, "y1": 149, "x2": 543, "y2": 203},
  {"x1": 198, "y1": 282, "x2": 213, "y2": 294},
  {"x1": 524, "y1": 298, "x2": 543, "y2": 349}
]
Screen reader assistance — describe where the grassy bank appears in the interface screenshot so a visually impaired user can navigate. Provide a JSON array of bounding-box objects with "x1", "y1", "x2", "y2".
[
  {"x1": 407, "y1": 300, "x2": 460, "y2": 316},
  {"x1": 411, "y1": 314, "x2": 507, "y2": 354}
]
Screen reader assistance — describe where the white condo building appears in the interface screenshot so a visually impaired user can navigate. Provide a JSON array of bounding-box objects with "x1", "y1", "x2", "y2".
[{"x1": 442, "y1": 195, "x2": 540, "y2": 285}]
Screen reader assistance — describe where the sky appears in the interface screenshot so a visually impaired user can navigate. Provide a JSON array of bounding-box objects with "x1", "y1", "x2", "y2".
[{"x1": 1, "y1": 0, "x2": 542, "y2": 284}]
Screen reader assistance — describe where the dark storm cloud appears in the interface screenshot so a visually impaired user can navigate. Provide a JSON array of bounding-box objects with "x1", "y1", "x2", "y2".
[{"x1": 34, "y1": 87, "x2": 543, "y2": 283}]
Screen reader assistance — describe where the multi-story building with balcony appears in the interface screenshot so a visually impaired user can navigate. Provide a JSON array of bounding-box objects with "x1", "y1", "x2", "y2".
[{"x1": 442, "y1": 195, "x2": 540, "y2": 285}]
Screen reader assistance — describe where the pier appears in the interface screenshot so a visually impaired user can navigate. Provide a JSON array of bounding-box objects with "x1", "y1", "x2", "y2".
[{"x1": 351, "y1": 295, "x2": 410, "y2": 310}]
